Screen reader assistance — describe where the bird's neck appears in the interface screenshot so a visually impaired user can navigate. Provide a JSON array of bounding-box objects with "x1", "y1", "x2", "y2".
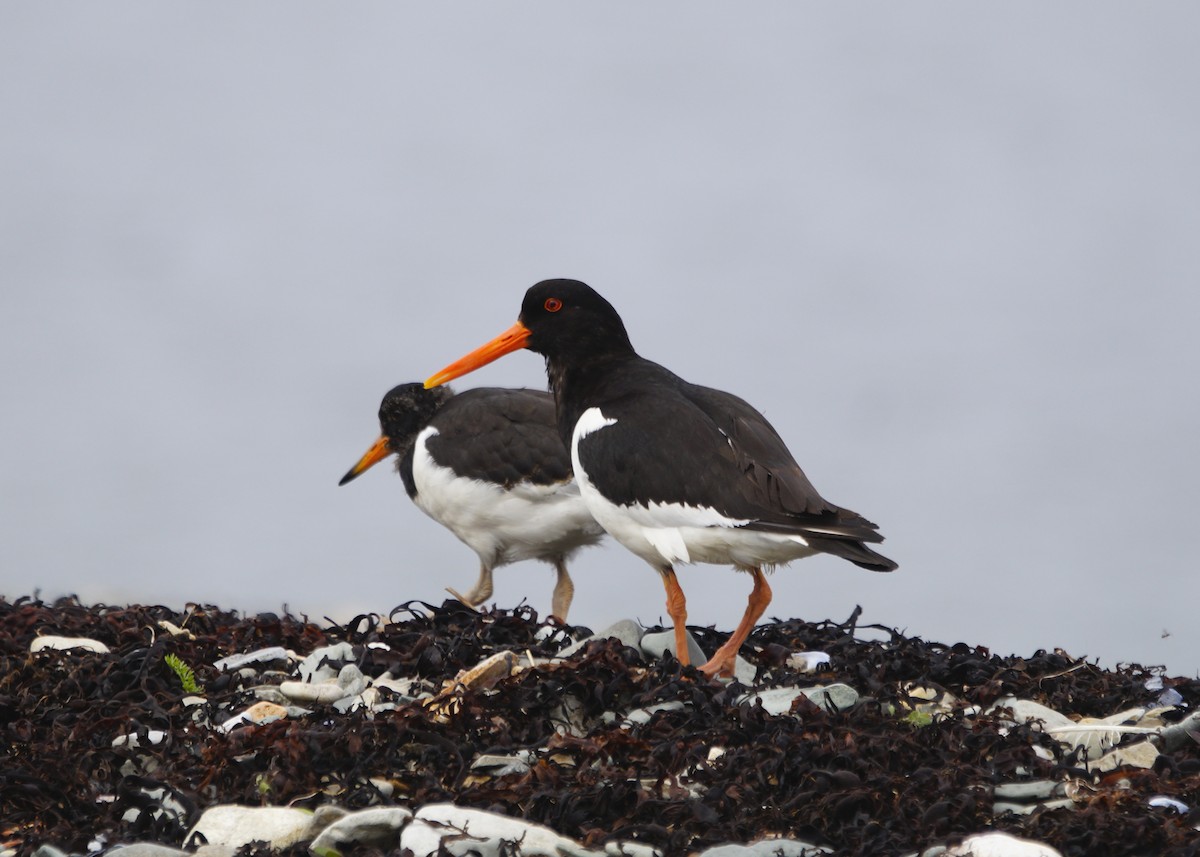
[{"x1": 546, "y1": 351, "x2": 636, "y2": 448}]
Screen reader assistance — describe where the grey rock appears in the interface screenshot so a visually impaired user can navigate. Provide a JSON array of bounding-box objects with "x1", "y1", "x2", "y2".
[
  {"x1": 213, "y1": 646, "x2": 291, "y2": 671},
  {"x1": 698, "y1": 840, "x2": 831, "y2": 856},
  {"x1": 309, "y1": 807, "x2": 413, "y2": 856},
  {"x1": 639, "y1": 628, "x2": 707, "y2": 669},
  {"x1": 557, "y1": 619, "x2": 644, "y2": 659}
]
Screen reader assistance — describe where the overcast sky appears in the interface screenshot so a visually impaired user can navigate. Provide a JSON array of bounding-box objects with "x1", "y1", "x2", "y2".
[{"x1": 3, "y1": 4, "x2": 1198, "y2": 676}]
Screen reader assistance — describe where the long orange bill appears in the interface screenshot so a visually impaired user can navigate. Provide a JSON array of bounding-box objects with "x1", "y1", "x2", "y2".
[
  {"x1": 424, "y1": 320, "x2": 531, "y2": 389},
  {"x1": 338, "y1": 436, "x2": 393, "y2": 486}
]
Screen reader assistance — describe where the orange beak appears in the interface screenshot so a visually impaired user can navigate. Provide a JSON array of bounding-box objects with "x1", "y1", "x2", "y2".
[
  {"x1": 424, "y1": 320, "x2": 532, "y2": 389},
  {"x1": 338, "y1": 435, "x2": 393, "y2": 486}
]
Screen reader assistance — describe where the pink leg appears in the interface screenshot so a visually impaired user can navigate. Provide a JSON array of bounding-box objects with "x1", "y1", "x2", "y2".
[
  {"x1": 659, "y1": 567, "x2": 691, "y2": 667},
  {"x1": 700, "y1": 567, "x2": 772, "y2": 679}
]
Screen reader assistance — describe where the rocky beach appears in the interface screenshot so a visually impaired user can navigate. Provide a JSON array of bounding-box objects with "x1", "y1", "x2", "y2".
[{"x1": 2, "y1": 595, "x2": 1198, "y2": 856}]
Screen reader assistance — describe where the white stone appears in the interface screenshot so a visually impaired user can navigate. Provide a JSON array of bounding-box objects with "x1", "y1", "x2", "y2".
[
  {"x1": 279, "y1": 680, "x2": 349, "y2": 704},
  {"x1": 622, "y1": 701, "x2": 688, "y2": 725},
  {"x1": 297, "y1": 642, "x2": 357, "y2": 683},
  {"x1": 184, "y1": 805, "x2": 317, "y2": 850},
  {"x1": 944, "y1": 832, "x2": 1063, "y2": 857},
  {"x1": 739, "y1": 683, "x2": 858, "y2": 716},
  {"x1": 698, "y1": 839, "x2": 831, "y2": 856},
  {"x1": 213, "y1": 647, "x2": 292, "y2": 671},
  {"x1": 1149, "y1": 795, "x2": 1190, "y2": 813},
  {"x1": 30, "y1": 635, "x2": 110, "y2": 654}
]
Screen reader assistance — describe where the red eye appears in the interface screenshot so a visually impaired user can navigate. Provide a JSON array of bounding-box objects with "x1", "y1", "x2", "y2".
[{"x1": 544, "y1": 297, "x2": 563, "y2": 312}]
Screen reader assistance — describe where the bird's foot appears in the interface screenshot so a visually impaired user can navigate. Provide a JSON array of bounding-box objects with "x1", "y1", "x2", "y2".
[
  {"x1": 697, "y1": 654, "x2": 736, "y2": 680},
  {"x1": 444, "y1": 587, "x2": 482, "y2": 611}
]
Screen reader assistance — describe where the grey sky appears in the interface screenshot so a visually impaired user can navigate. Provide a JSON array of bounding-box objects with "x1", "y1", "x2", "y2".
[{"x1": 3, "y1": 4, "x2": 1197, "y2": 675}]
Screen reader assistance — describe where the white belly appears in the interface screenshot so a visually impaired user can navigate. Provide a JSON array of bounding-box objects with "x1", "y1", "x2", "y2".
[
  {"x1": 571, "y1": 408, "x2": 817, "y2": 570},
  {"x1": 412, "y1": 427, "x2": 604, "y2": 568}
]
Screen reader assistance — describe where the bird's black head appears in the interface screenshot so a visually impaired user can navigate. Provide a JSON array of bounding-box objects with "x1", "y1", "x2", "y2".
[
  {"x1": 338, "y1": 382, "x2": 453, "y2": 486},
  {"x1": 377, "y1": 382, "x2": 453, "y2": 451},
  {"x1": 423, "y1": 279, "x2": 636, "y2": 391},
  {"x1": 518, "y1": 279, "x2": 635, "y2": 365}
]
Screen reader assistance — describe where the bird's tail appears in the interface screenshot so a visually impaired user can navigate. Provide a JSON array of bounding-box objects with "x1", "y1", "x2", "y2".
[{"x1": 807, "y1": 536, "x2": 898, "y2": 572}]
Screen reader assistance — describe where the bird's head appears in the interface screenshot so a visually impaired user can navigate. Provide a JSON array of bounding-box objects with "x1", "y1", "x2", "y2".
[{"x1": 424, "y1": 279, "x2": 633, "y2": 389}]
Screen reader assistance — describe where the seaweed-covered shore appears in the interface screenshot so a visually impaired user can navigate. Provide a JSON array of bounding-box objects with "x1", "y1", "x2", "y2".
[{"x1": 2, "y1": 595, "x2": 1199, "y2": 856}]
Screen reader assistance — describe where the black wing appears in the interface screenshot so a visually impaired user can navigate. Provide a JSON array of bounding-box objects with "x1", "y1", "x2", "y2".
[
  {"x1": 578, "y1": 362, "x2": 896, "y2": 571},
  {"x1": 425, "y1": 387, "x2": 572, "y2": 488}
]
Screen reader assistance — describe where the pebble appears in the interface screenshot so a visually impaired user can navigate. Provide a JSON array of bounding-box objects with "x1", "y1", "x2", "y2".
[
  {"x1": 279, "y1": 680, "x2": 348, "y2": 705},
  {"x1": 698, "y1": 840, "x2": 831, "y2": 856},
  {"x1": 739, "y1": 683, "x2": 859, "y2": 716},
  {"x1": 405, "y1": 804, "x2": 601, "y2": 857},
  {"x1": 992, "y1": 780, "x2": 1063, "y2": 802},
  {"x1": 29, "y1": 635, "x2": 110, "y2": 654},
  {"x1": 213, "y1": 646, "x2": 292, "y2": 671},
  {"x1": 1085, "y1": 739, "x2": 1159, "y2": 773},
  {"x1": 183, "y1": 805, "x2": 320, "y2": 850},
  {"x1": 105, "y1": 845, "x2": 191, "y2": 857},
  {"x1": 621, "y1": 700, "x2": 689, "y2": 725},
  {"x1": 557, "y1": 619, "x2": 644, "y2": 659},
  {"x1": 471, "y1": 752, "x2": 534, "y2": 776},
  {"x1": 219, "y1": 700, "x2": 289, "y2": 732},
  {"x1": 297, "y1": 641, "x2": 357, "y2": 683},
  {"x1": 309, "y1": 806, "x2": 413, "y2": 856},
  {"x1": 942, "y1": 832, "x2": 1062, "y2": 857},
  {"x1": 1157, "y1": 710, "x2": 1200, "y2": 752},
  {"x1": 639, "y1": 628, "x2": 710, "y2": 671},
  {"x1": 1148, "y1": 795, "x2": 1190, "y2": 813}
]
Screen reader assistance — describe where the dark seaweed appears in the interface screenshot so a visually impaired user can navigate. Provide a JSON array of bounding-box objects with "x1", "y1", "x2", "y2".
[{"x1": 2, "y1": 596, "x2": 1198, "y2": 856}]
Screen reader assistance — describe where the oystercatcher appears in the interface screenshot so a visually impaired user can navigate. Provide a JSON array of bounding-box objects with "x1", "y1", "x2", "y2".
[
  {"x1": 339, "y1": 382, "x2": 605, "y2": 622},
  {"x1": 425, "y1": 280, "x2": 897, "y2": 678}
]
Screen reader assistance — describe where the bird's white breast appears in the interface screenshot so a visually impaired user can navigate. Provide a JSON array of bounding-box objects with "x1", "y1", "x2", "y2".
[{"x1": 411, "y1": 426, "x2": 603, "y2": 567}]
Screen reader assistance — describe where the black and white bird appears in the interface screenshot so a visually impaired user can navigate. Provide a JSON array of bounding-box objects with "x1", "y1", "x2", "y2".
[
  {"x1": 338, "y1": 382, "x2": 605, "y2": 622},
  {"x1": 425, "y1": 280, "x2": 896, "y2": 678}
]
